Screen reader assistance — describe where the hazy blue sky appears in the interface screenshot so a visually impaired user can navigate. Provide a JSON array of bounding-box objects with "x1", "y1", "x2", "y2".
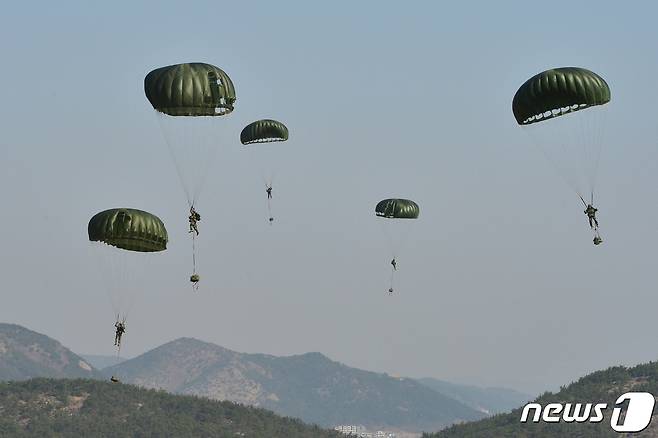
[{"x1": 1, "y1": 1, "x2": 657, "y2": 395}]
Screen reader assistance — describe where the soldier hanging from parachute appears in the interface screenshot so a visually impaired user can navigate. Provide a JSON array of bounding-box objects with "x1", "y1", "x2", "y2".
[
  {"x1": 88, "y1": 208, "x2": 168, "y2": 383},
  {"x1": 512, "y1": 67, "x2": 610, "y2": 246},
  {"x1": 583, "y1": 202, "x2": 599, "y2": 230},
  {"x1": 375, "y1": 198, "x2": 419, "y2": 295},
  {"x1": 580, "y1": 197, "x2": 603, "y2": 245},
  {"x1": 114, "y1": 317, "x2": 126, "y2": 348},
  {"x1": 580, "y1": 195, "x2": 603, "y2": 245},
  {"x1": 145, "y1": 62, "x2": 236, "y2": 287},
  {"x1": 188, "y1": 205, "x2": 200, "y2": 235},
  {"x1": 112, "y1": 318, "x2": 125, "y2": 382},
  {"x1": 240, "y1": 119, "x2": 289, "y2": 224}
]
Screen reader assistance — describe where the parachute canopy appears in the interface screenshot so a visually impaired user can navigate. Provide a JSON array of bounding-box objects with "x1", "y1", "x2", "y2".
[
  {"x1": 512, "y1": 67, "x2": 610, "y2": 125},
  {"x1": 240, "y1": 119, "x2": 289, "y2": 145},
  {"x1": 88, "y1": 208, "x2": 168, "y2": 252},
  {"x1": 144, "y1": 63, "x2": 236, "y2": 117},
  {"x1": 375, "y1": 199, "x2": 420, "y2": 219}
]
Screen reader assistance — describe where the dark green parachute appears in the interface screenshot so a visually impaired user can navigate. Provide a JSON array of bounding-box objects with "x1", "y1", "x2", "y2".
[
  {"x1": 240, "y1": 119, "x2": 289, "y2": 145},
  {"x1": 88, "y1": 209, "x2": 168, "y2": 252},
  {"x1": 144, "y1": 63, "x2": 236, "y2": 117},
  {"x1": 375, "y1": 199, "x2": 420, "y2": 219},
  {"x1": 512, "y1": 67, "x2": 610, "y2": 125}
]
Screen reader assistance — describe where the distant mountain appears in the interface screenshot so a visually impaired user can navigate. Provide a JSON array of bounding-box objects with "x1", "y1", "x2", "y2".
[
  {"x1": 416, "y1": 378, "x2": 531, "y2": 414},
  {"x1": 0, "y1": 323, "x2": 103, "y2": 381},
  {"x1": 81, "y1": 354, "x2": 126, "y2": 370},
  {"x1": 106, "y1": 337, "x2": 485, "y2": 433},
  {"x1": 424, "y1": 362, "x2": 658, "y2": 437},
  {"x1": 0, "y1": 378, "x2": 340, "y2": 437}
]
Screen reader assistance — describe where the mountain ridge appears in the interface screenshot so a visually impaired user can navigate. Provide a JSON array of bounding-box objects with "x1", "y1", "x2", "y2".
[
  {"x1": 106, "y1": 336, "x2": 485, "y2": 432},
  {"x1": 0, "y1": 324, "x2": 530, "y2": 435},
  {"x1": 0, "y1": 323, "x2": 103, "y2": 381}
]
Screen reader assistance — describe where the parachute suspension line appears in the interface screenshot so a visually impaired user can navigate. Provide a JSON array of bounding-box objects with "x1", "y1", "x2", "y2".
[
  {"x1": 558, "y1": 128, "x2": 586, "y2": 202},
  {"x1": 90, "y1": 243, "x2": 121, "y2": 318},
  {"x1": 268, "y1": 171, "x2": 277, "y2": 188},
  {"x1": 379, "y1": 219, "x2": 395, "y2": 258},
  {"x1": 573, "y1": 111, "x2": 595, "y2": 204},
  {"x1": 89, "y1": 242, "x2": 144, "y2": 323},
  {"x1": 578, "y1": 110, "x2": 592, "y2": 194},
  {"x1": 156, "y1": 114, "x2": 222, "y2": 207},
  {"x1": 524, "y1": 127, "x2": 586, "y2": 202},
  {"x1": 588, "y1": 109, "x2": 607, "y2": 203},
  {"x1": 578, "y1": 194, "x2": 587, "y2": 208},
  {"x1": 192, "y1": 149, "x2": 216, "y2": 208},
  {"x1": 156, "y1": 114, "x2": 193, "y2": 205},
  {"x1": 569, "y1": 107, "x2": 606, "y2": 204}
]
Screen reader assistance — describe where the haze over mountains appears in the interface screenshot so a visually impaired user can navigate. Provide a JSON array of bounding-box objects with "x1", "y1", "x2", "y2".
[
  {"x1": 416, "y1": 378, "x2": 530, "y2": 415},
  {"x1": 0, "y1": 323, "x2": 529, "y2": 434}
]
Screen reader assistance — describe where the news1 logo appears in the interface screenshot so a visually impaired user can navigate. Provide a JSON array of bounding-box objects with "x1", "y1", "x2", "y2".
[{"x1": 520, "y1": 392, "x2": 655, "y2": 433}]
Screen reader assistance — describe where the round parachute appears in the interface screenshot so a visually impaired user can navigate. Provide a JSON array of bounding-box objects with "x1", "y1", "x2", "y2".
[
  {"x1": 375, "y1": 199, "x2": 420, "y2": 219},
  {"x1": 144, "y1": 62, "x2": 236, "y2": 117},
  {"x1": 240, "y1": 119, "x2": 291, "y2": 223},
  {"x1": 88, "y1": 208, "x2": 168, "y2": 322},
  {"x1": 241, "y1": 119, "x2": 289, "y2": 145},
  {"x1": 512, "y1": 67, "x2": 610, "y2": 125},
  {"x1": 375, "y1": 198, "x2": 419, "y2": 294},
  {"x1": 88, "y1": 208, "x2": 168, "y2": 252}
]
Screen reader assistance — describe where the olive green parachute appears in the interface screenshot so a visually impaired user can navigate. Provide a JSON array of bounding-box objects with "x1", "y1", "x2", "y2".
[
  {"x1": 375, "y1": 199, "x2": 420, "y2": 219},
  {"x1": 241, "y1": 119, "x2": 289, "y2": 145},
  {"x1": 144, "y1": 63, "x2": 236, "y2": 117},
  {"x1": 512, "y1": 67, "x2": 610, "y2": 125},
  {"x1": 88, "y1": 209, "x2": 168, "y2": 252}
]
